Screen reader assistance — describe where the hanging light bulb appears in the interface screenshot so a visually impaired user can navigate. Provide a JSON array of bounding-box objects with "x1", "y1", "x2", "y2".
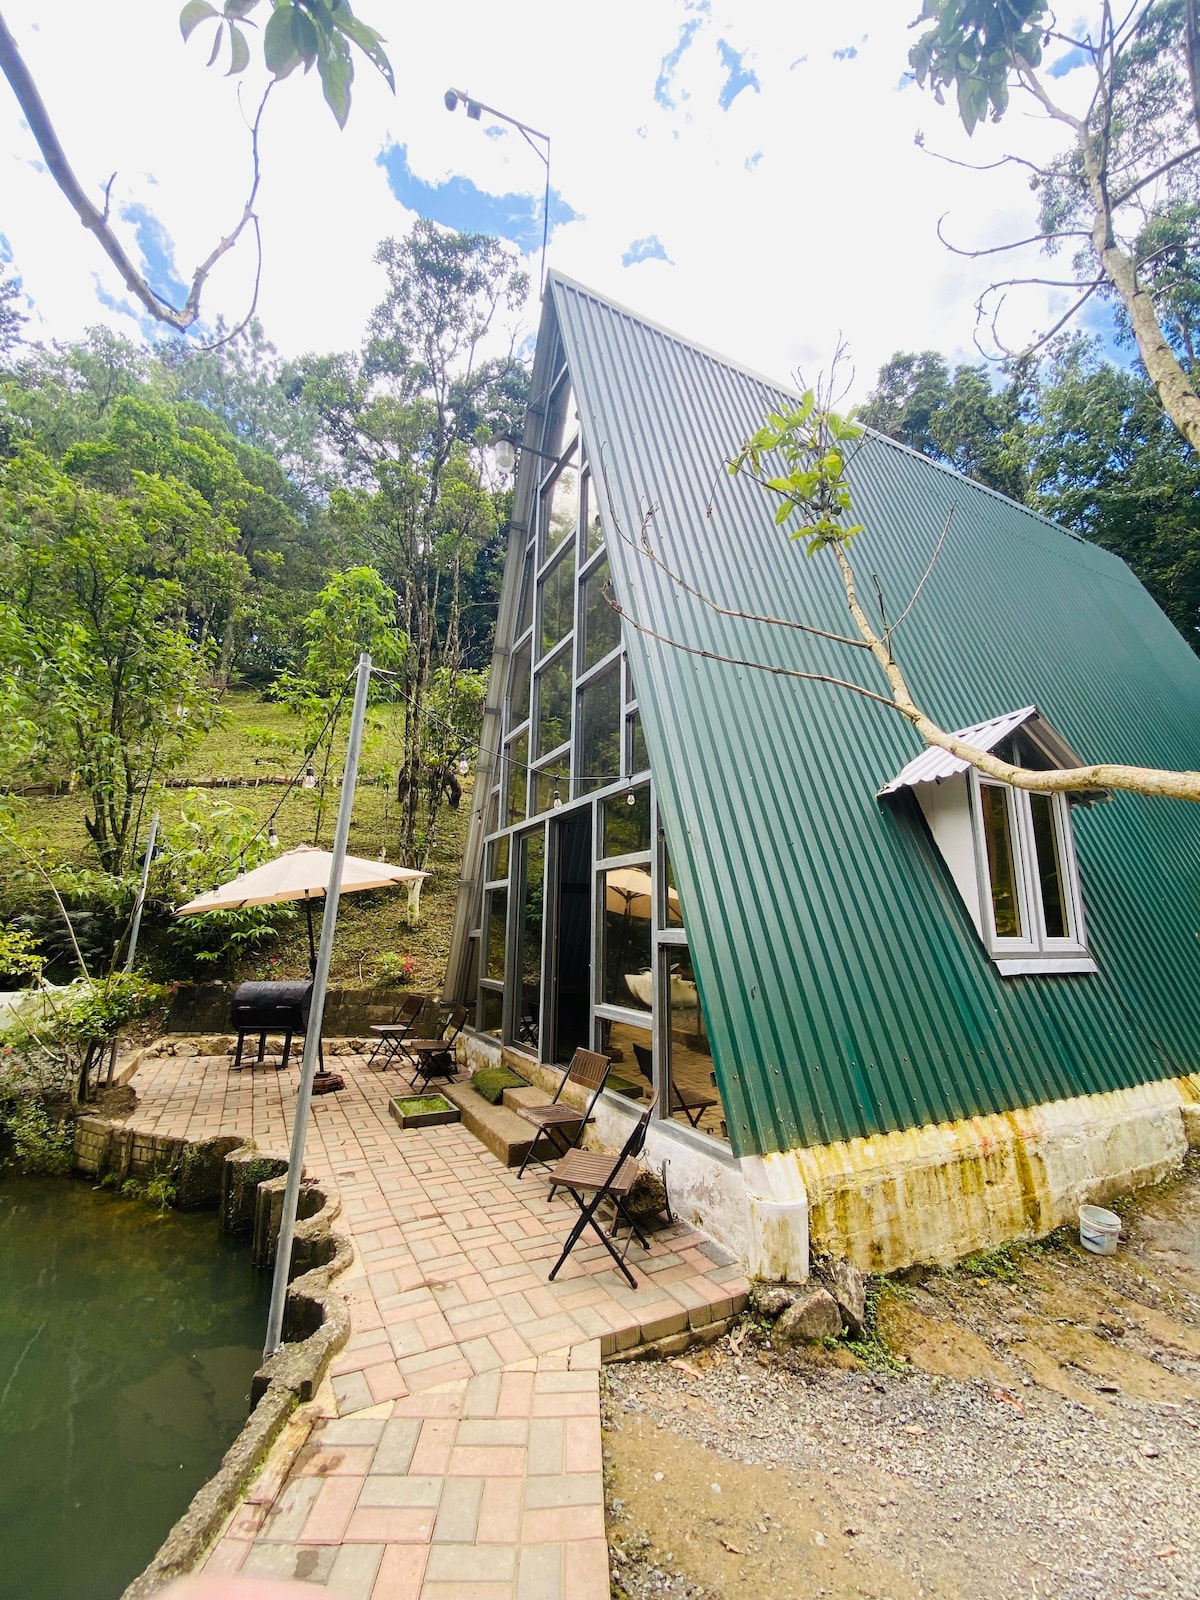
[
  {"x1": 458, "y1": 756, "x2": 470, "y2": 777},
  {"x1": 552, "y1": 788, "x2": 563, "y2": 810},
  {"x1": 267, "y1": 825, "x2": 280, "y2": 851},
  {"x1": 626, "y1": 786, "x2": 637, "y2": 806},
  {"x1": 301, "y1": 764, "x2": 317, "y2": 790}
]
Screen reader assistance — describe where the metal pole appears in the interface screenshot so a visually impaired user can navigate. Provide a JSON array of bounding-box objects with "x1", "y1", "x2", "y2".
[
  {"x1": 105, "y1": 811, "x2": 159, "y2": 1087},
  {"x1": 263, "y1": 654, "x2": 372, "y2": 1360}
]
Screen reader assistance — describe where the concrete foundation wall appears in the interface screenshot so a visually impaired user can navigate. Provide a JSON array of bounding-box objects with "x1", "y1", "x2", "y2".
[{"x1": 458, "y1": 1030, "x2": 1200, "y2": 1280}]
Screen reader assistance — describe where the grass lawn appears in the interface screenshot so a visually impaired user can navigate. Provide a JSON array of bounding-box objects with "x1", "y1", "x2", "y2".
[{"x1": 5, "y1": 689, "x2": 473, "y2": 994}]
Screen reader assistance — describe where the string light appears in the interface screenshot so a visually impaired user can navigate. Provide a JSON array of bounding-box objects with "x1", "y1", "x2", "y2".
[
  {"x1": 301, "y1": 765, "x2": 317, "y2": 790},
  {"x1": 267, "y1": 825, "x2": 280, "y2": 851},
  {"x1": 458, "y1": 757, "x2": 470, "y2": 776},
  {"x1": 552, "y1": 788, "x2": 563, "y2": 809}
]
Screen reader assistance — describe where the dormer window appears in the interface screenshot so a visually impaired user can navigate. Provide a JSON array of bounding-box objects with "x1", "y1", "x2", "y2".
[{"x1": 882, "y1": 708, "x2": 1101, "y2": 976}]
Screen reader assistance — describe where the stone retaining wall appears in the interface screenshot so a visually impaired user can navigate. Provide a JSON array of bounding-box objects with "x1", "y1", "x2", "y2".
[
  {"x1": 67, "y1": 1119, "x2": 353, "y2": 1599},
  {"x1": 166, "y1": 982, "x2": 437, "y2": 1038}
]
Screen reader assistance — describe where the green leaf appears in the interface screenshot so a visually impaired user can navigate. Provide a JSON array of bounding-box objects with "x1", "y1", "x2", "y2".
[
  {"x1": 292, "y1": 8, "x2": 319, "y2": 66},
  {"x1": 264, "y1": 3, "x2": 302, "y2": 75},
  {"x1": 226, "y1": 22, "x2": 251, "y2": 75},
  {"x1": 773, "y1": 501, "x2": 793, "y2": 526},
  {"x1": 333, "y1": 10, "x2": 395, "y2": 91},
  {"x1": 317, "y1": 35, "x2": 354, "y2": 127},
  {"x1": 180, "y1": 1, "x2": 219, "y2": 42},
  {"x1": 206, "y1": 20, "x2": 225, "y2": 66}
]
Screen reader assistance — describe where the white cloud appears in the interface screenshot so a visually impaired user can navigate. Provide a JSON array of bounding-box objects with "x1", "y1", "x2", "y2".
[{"x1": 0, "y1": 0, "x2": 1098, "y2": 397}]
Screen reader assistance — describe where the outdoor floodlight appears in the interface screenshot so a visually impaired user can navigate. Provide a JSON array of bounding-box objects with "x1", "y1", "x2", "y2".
[
  {"x1": 493, "y1": 437, "x2": 516, "y2": 474},
  {"x1": 444, "y1": 88, "x2": 459, "y2": 111}
]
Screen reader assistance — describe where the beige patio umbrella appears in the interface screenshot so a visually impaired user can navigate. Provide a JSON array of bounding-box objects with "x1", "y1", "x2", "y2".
[
  {"x1": 603, "y1": 865, "x2": 681, "y2": 922},
  {"x1": 177, "y1": 843, "x2": 428, "y2": 975}
]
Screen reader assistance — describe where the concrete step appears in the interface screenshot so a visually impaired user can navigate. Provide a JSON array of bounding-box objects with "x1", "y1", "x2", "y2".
[
  {"x1": 501, "y1": 1085, "x2": 552, "y2": 1113},
  {"x1": 441, "y1": 1081, "x2": 556, "y2": 1168}
]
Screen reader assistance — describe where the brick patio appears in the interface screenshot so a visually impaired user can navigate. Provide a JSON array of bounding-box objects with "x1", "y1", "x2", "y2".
[{"x1": 121, "y1": 1049, "x2": 748, "y2": 1598}]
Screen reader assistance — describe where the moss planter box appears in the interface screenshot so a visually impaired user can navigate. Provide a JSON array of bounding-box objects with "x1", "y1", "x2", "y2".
[{"x1": 388, "y1": 1094, "x2": 460, "y2": 1130}]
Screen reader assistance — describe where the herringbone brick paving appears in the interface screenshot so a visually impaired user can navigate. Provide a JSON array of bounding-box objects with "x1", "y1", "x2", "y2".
[{"x1": 121, "y1": 1049, "x2": 748, "y2": 1598}]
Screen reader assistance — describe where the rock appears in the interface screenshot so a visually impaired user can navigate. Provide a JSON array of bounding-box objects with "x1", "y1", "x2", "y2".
[
  {"x1": 831, "y1": 1258, "x2": 867, "y2": 1338},
  {"x1": 774, "y1": 1288, "x2": 842, "y2": 1345},
  {"x1": 749, "y1": 1283, "x2": 799, "y2": 1319}
]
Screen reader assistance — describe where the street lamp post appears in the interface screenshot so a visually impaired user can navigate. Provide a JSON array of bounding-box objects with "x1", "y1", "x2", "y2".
[{"x1": 444, "y1": 88, "x2": 551, "y2": 296}]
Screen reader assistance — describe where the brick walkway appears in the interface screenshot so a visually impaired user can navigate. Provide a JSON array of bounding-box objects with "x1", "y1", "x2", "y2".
[{"x1": 122, "y1": 1049, "x2": 748, "y2": 1599}]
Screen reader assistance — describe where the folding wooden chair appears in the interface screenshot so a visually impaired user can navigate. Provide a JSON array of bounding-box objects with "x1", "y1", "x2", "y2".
[
  {"x1": 546, "y1": 1093, "x2": 658, "y2": 1290},
  {"x1": 405, "y1": 1005, "x2": 469, "y2": 1086},
  {"x1": 515, "y1": 1048, "x2": 611, "y2": 1179},
  {"x1": 366, "y1": 994, "x2": 426, "y2": 1071}
]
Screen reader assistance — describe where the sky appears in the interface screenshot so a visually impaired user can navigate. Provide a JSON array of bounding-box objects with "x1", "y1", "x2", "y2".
[{"x1": 0, "y1": 1, "x2": 1108, "y2": 400}]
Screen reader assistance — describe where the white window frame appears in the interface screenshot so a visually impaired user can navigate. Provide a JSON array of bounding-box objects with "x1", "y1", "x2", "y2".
[{"x1": 968, "y1": 770, "x2": 1094, "y2": 976}]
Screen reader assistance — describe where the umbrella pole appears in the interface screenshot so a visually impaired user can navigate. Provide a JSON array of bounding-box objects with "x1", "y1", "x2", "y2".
[
  {"x1": 305, "y1": 899, "x2": 317, "y2": 979},
  {"x1": 263, "y1": 653, "x2": 372, "y2": 1360}
]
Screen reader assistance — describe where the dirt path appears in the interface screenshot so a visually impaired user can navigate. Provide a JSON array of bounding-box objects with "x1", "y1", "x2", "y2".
[{"x1": 604, "y1": 1159, "x2": 1200, "y2": 1600}]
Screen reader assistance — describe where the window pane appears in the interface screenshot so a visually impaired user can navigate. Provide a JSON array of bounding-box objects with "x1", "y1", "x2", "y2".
[
  {"x1": 596, "y1": 1018, "x2": 652, "y2": 1103},
  {"x1": 980, "y1": 785, "x2": 1023, "y2": 938},
  {"x1": 480, "y1": 985, "x2": 503, "y2": 1037},
  {"x1": 581, "y1": 557, "x2": 620, "y2": 671},
  {"x1": 540, "y1": 546, "x2": 575, "y2": 656},
  {"x1": 535, "y1": 649, "x2": 571, "y2": 758},
  {"x1": 576, "y1": 662, "x2": 621, "y2": 795},
  {"x1": 582, "y1": 469, "x2": 604, "y2": 558},
  {"x1": 543, "y1": 379, "x2": 576, "y2": 461},
  {"x1": 603, "y1": 785, "x2": 651, "y2": 857},
  {"x1": 516, "y1": 831, "x2": 545, "y2": 1051},
  {"x1": 628, "y1": 708, "x2": 649, "y2": 776},
  {"x1": 506, "y1": 732, "x2": 528, "y2": 826},
  {"x1": 485, "y1": 889, "x2": 507, "y2": 980},
  {"x1": 508, "y1": 641, "x2": 531, "y2": 730},
  {"x1": 485, "y1": 786, "x2": 499, "y2": 836},
  {"x1": 516, "y1": 549, "x2": 534, "y2": 637},
  {"x1": 601, "y1": 868, "x2": 653, "y2": 1011},
  {"x1": 1029, "y1": 793, "x2": 1068, "y2": 939},
  {"x1": 662, "y1": 836, "x2": 684, "y2": 927},
  {"x1": 666, "y1": 948, "x2": 725, "y2": 1141},
  {"x1": 486, "y1": 835, "x2": 509, "y2": 882},
  {"x1": 532, "y1": 763, "x2": 569, "y2": 816},
  {"x1": 544, "y1": 449, "x2": 580, "y2": 555},
  {"x1": 463, "y1": 933, "x2": 480, "y2": 1009}
]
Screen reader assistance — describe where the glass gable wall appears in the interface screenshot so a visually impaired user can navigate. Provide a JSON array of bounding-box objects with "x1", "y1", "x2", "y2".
[{"x1": 460, "y1": 357, "x2": 729, "y2": 1146}]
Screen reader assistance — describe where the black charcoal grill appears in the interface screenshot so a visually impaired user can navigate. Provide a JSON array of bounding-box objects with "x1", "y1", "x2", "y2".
[{"x1": 230, "y1": 980, "x2": 315, "y2": 1071}]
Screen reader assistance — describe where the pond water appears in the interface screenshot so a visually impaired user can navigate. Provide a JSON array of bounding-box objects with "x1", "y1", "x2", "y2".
[{"x1": 0, "y1": 1175, "x2": 270, "y2": 1600}]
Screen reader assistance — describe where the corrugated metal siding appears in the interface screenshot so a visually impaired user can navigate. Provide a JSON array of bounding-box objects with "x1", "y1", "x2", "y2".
[{"x1": 550, "y1": 274, "x2": 1200, "y2": 1159}]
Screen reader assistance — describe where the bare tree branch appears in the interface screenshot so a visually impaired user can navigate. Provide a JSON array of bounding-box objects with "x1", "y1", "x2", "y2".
[
  {"x1": 604, "y1": 488, "x2": 870, "y2": 652},
  {"x1": 888, "y1": 502, "x2": 956, "y2": 640},
  {"x1": 608, "y1": 601, "x2": 903, "y2": 713},
  {"x1": 936, "y1": 216, "x2": 1093, "y2": 259},
  {"x1": 0, "y1": 12, "x2": 268, "y2": 333}
]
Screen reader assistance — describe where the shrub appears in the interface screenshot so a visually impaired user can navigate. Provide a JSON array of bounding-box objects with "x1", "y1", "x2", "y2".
[
  {"x1": 371, "y1": 952, "x2": 416, "y2": 987},
  {"x1": 3, "y1": 1098, "x2": 74, "y2": 1175}
]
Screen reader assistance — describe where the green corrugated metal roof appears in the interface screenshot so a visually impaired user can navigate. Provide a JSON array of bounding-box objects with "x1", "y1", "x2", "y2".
[{"x1": 550, "y1": 273, "x2": 1200, "y2": 1159}]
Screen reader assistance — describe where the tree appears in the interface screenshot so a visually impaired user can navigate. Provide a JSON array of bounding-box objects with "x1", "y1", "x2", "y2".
[
  {"x1": 909, "y1": 1, "x2": 1200, "y2": 451},
  {"x1": 295, "y1": 221, "x2": 529, "y2": 866},
  {"x1": 860, "y1": 351, "x2": 1026, "y2": 498},
  {"x1": 0, "y1": 440, "x2": 233, "y2": 872},
  {"x1": 0, "y1": 268, "x2": 25, "y2": 360},
  {"x1": 1023, "y1": 338, "x2": 1200, "y2": 644},
  {"x1": 0, "y1": 1, "x2": 393, "y2": 335}
]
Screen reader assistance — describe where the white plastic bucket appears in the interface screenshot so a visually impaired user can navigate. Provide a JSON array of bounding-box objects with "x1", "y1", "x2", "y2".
[{"x1": 1079, "y1": 1203, "x2": 1121, "y2": 1255}]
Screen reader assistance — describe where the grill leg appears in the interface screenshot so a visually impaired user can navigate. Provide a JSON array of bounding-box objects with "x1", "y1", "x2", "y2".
[
  {"x1": 233, "y1": 1031, "x2": 246, "y2": 1071},
  {"x1": 255, "y1": 1031, "x2": 266, "y2": 1066},
  {"x1": 281, "y1": 1030, "x2": 293, "y2": 1071}
]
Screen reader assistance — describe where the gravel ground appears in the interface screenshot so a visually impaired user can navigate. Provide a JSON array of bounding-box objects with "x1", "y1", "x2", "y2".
[{"x1": 603, "y1": 1162, "x2": 1200, "y2": 1600}]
